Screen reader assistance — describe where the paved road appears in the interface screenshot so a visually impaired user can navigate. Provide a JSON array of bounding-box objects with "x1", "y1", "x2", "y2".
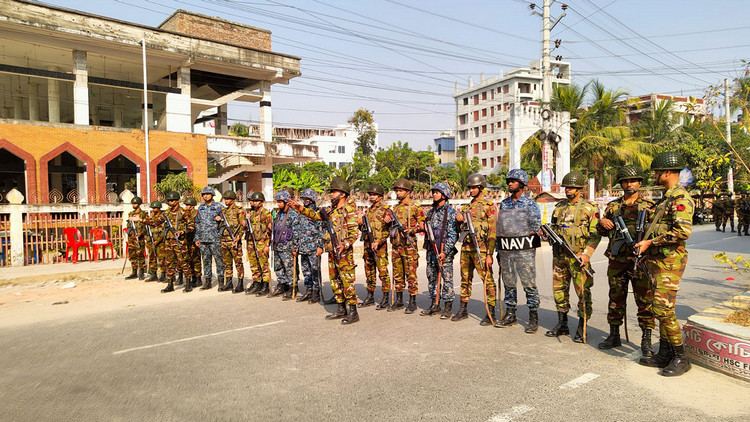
[{"x1": 1, "y1": 225, "x2": 749, "y2": 421}]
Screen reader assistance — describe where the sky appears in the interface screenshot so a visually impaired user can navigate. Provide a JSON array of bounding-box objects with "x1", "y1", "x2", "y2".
[{"x1": 37, "y1": 0, "x2": 750, "y2": 150}]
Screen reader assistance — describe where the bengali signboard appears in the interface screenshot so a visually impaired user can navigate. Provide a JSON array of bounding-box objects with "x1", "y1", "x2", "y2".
[{"x1": 683, "y1": 323, "x2": 750, "y2": 382}]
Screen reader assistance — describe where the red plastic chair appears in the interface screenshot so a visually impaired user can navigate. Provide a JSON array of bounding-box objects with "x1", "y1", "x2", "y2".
[
  {"x1": 90, "y1": 228, "x2": 115, "y2": 261},
  {"x1": 62, "y1": 227, "x2": 91, "y2": 263}
]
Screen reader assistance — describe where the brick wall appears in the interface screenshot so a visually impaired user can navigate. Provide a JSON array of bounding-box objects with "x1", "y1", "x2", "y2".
[{"x1": 159, "y1": 11, "x2": 271, "y2": 51}]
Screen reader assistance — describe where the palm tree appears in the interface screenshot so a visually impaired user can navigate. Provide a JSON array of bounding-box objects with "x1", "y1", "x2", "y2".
[
  {"x1": 633, "y1": 99, "x2": 682, "y2": 144},
  {"x1": 585, "y1": 79, "x2": 629, "y2": 129},
  {"x1": 551, "y1": 82, "x2": 588, "y2": 117}
]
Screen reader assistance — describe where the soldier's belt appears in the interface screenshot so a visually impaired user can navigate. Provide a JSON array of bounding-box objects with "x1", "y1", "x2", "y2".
[{"x1": 497, "y1": 235, "x2": 541, "y2": 251}]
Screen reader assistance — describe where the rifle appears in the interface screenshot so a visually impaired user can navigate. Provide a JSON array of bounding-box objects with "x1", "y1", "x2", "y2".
[
  {"x1": 145, "y1": 225, "x2": 159, "y2": 274},
  {"x1": 126, "y1": 219, "x2": 141, "y2": 251},
  {"x1": 633, "y1": 210, "x2": 648, "y2": 275},
  {"x1": 320, "y1": 207, "x2": 346, "y2": 300},
  {"x1": 360, "y1": 214, "x2": 377, "y2": 260},
  {"x1": 162, "y1": 213, "x2": 180, "y2": 244},
  {"x1": 541, "y1": 224, "x2": 595, "y2": 278},
  {"x1": 461, "y1": 211, "x2": 494, "y2": 325},
  {"x1": 425, "y1": 222, "x2": 443, "y2": 307},
  {"x1": 245, "y1": 216, "x2": 262, "y2": 266},
  {"x1": 219, "y1": 210, "x2": 241, "y2": 250},
  {"x1": 389, "y1": 209, "x2": 416, "y2": 250},
  {"x1": 612, "y1": 215, "x2": 635, "y2": 343}
]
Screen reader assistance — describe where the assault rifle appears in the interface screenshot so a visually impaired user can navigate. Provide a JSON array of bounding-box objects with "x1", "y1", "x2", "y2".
[
  {"x1": 145, "y1": 225, "x2": 158, "y2": 273},
  {"x1": 610, "y1": 215, "x2": 635, "y2": 256},
  {"x1": 126, "y1": 220, "x2": 141, "y2": 250},
  {"x1": 460, "y1": 211, "x2": 493, "y2": 325},
  {"x1": 541, "y1": 223, "x2": 595, "y2": 278},
  {"x1": 360, "y1": 214, "x2": 376, "y2": 260},
  {"x1": 389, "y1": 210, "x2": 416, "y2": 249},
  {"x1": 219, "y1": 210, "x2": 240, "y2": 250},
  {"x1": 245, "y1": 216, "x2": 262, "y2": 265},
  {"x1": 162, "y1": 213, "x2": 180, "y2": 244},
  {"x1": 319, "y1": 208, "x2": 345, "y2": 297},
  {"x1": 425, "y1": 222, "x2": 443, "y2": 307},
  {"x1": 633, "y1": 209, "x2": 648, "y2": 275}
]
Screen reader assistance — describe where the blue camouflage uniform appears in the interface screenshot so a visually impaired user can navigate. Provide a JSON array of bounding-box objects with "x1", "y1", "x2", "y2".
[
  {"x1": 425, "y1": 202, "x2": 458, "y2": 303},
  {"x1": 296, "y1": 203, "x2": 324, "y2": 289},
  {"x1": 498, "y1": 194, "x2": 541, "y2": 310},
  {"x1": 273, "y1": 207, "x2": 301, "y2": 287},
  {"x1": 195, "y1": 200, "x2": 225, "y2": 279}
]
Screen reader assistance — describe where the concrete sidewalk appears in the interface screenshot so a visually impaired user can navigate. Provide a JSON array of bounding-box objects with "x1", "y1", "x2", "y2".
[{"x1": 0, "y1": 258, "x2": 125, "y2": 285}]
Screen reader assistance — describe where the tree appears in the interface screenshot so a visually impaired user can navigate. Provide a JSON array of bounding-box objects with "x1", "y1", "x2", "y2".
[
  {"x1": 349, "y1": 108, "x2": 378, "y2": 156},
  {"x1": 453, "y1": 148, "x2": 481, "y2": 190},
  {"x1": 154, "y1": 172, "x2": 200, "y2": 198},
  {"x1": 633, "y1": 99, "x2": 683, "y2": 144},
  {"x1": 229, "y1": 122, "x2": 250, "y2": 137}
]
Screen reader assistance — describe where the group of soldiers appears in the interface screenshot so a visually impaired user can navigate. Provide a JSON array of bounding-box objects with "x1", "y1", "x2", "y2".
[
  {"x1": 712, "y1": 190, "x2": 750, "y2": 235},
  {"x1": 123, "y1": 151, "x2": 695, "y2": 377}
]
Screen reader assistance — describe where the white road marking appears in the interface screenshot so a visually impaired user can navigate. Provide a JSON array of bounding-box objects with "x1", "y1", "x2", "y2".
[
  {"x1": 558, "y1": 373, "x2": 600, "y2": 390},
  {"x1": 113, "y1": 320, "x2": 285, "y2": 355},
  {"x1": 486, "y1": 405, "x2": 534, "y2": 422}
]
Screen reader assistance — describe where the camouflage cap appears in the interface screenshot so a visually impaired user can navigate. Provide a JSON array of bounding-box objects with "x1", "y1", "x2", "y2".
[
  {"x1": 506, "y1": 169, "x2": 529, "y2": 186},
  {"x1": 300, "y1": 189, "x2": 318, "y2": 202},
  {"x1": 431, "y1": 182, "x2": 452, "y2": 199},
  {"x1": 201, "y1": 186, "x2": 215, "y2": 195},
  {"x1": 274, "y1": 191, "x2": 291, "y2": 203}
]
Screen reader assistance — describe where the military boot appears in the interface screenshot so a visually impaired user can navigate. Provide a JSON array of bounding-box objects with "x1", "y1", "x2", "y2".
[
  {"x1": 387, "y1": 291, "x2": 404, "y2": 312},
  {"x1": 573, "y1": 318, "x2": 587, "y2": 343},
  {"x1": 256, "y1": 282, "x2": 270, "y2": 296},
  {"x1": 144, "y1": 271, "x2": 158, "y2": 282},
  {"x1": 420, "y1": 301, "x2": 441, "y2": 316},
  {"x1": 661, "y1": 345, "x2": 692, "y2": 377},
  {"x1": 308, "y1": 288, "x2": 320, "y2": 304},
  {"x1": 138, "y1": 269, "x2": 145, "y2": 280},
  {"x1": 175, "y1": 273, "x2": 184, "y2": 286},
  {"x1": 495, "y1": 307, "x2": 517, "y2": 328},
  {"x1": 479, "y1": 305, "x2": 495, "y2": 326},
  {"x1": 525, "y1": 309, "x2": 539, "y2": 334},
  {"x1": 219, "y1": 278, "x2": 234, "y2": 292},
  {"x1": 183, "y1": 276, "x2": 193, "y2": 293},
  {"x1": 161, "y1": 276, "x2": 175, "y2": 293},
  {"x1": 545, "y1": 312, "x2": 569, "y2": 337},
  {"x1": 375, "y1": 292, "x2": 390, "y2": 310},
  {"x1": 158, "y1": 272, "x2": 167, "y2": 282},
  {"x1": 598, "y1": 325, "x2": 622, "y2": 349},
  {"x1": 268, "y1": 283, "x2": 286, "y2": 298},
  {"x1": 192, "y1": 276, "x2": 201, "y2": 288},
  {"x1": 440, "y1": 301, "x2": 453, "y2": 319},
  {"x1": 451, "y1": 301, "x2": 469, "y2": 321},
  {"x1": 359, "y1": 290, "x2": 375, "y2": 307},
  {"x1": 232, "y1": 278, "x2": 244, "y2": 294},
  {"x1": 325, "y1": 302, "x2": 347, "y2": 320},
  {"x1": 739, "y1": 231, "x2": 743, "y2": 236},
  {"x1": 641, "y1": 329, "x2": 654, "y2": 358},
  {"x1": 124, "y1": 269, "x2": 138, "y2": 280},
  {"x1": 246, "y1": 281, "x2": 260, "y2": 295},
  {"x1": 282, "y1": 285, "x2": 297, "y2": 301},
  {"x1": 639, "y1": 339, "x2": 674, "y2": 368},
  {"x1": 341, "y1": 304, "x2": 360, "y2": 325},
  {"x1": 296, "y1": 287, "x2": 313, "y2": 302},
  {"x1": 404, "y1": 294, "x2": 418, "y2": 314},
  {"x1": 217, "y1": 277, "x2": 226, "y2": 291},
  {"x1": 200, "y1": 277, "x2": 212, "y2": 290}
]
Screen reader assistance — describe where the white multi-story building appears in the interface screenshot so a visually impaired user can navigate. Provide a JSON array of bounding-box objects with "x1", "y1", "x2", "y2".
[
  {"x1": 453, "y1": 60, "x2": 572, "y2": 181},
  {"x1": 307, "y1": 123, "x2": 378, "y2": 168}
]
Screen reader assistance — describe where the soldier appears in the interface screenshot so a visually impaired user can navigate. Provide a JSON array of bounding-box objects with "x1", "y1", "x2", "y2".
[
  {"x1": 244, "y1": 192, "x2": 273, "y2": 296},
  {"x1": 159, "y1": 191, "x2": 196, "y2": 293},
  {"x1": 143, "y1": 201, "x2": 165, "y2": 282},
  {"x1": 183, "y1": 197, "x2": 202, "y2": 288},
  {"x1": 722, "y1": 191, "x2": 736, "y2": 233},
  {"x1": 125, "y1": 196, "x2": 148, "y2": 280},
  {"x1": 217, "y1": 190, "x2": 245, "y2": 293},
  {"x1": 195, "y1": 186, "x2": 225, "y2": 290},
  {"x1": 359, "y1": 184, "x2": 393, "y2": 309},
  {"x1": 289, "y1": 176, "x2": 360, "y2": 324},
  {"x1": 545, "y1": 171, "x2": 601, "y2": 342},
  {"x1": 495, "y1": 169, "x2": 542, "y2": 333},
  {"x1": 453, "y1": 173, "x2": 497, "y2": 325},
  {"x1": 736, "y1": 190, "x2": 750, "y2": 236},
  {"x1": 269, "y1": 191, "x2": 300, "y2": 298},
  {"x1": 712, "y1": 192, "x2": 724, "y2": 232},
  {"x1": 635, "y1": 151, "x2": 694, "y2": 376},
  {"x1": 421, "y1": 182, "x2": 458, "y2": 318},
  {"x1": 295, "y1": 189, "x2": 324, "y2": 303},
  {"x1": 386, "y1": 178, "x2": 425, "y2": 314},
  {"x1": 595, "y1": 165, "x2": 655, "y2": 356}
]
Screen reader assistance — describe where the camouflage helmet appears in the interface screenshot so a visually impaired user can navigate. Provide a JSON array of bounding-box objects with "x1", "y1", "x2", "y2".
[
  {"x1": 329, "y1": 176, "x2": 350, "y2": 195},
  {"x1": 561, "y1": 171, "x2": 586, "y2": 188},
  {"x1": 274, "y1": 191, "x2": 291, "y2": 203},
  {"x1": 165, "y1": 191, "x2": 181, "y2": 201},
  {"x1": 248, "y1": 191, "x2": 265, "y2": 202},
  {"x1": 149, "y1": 200, "x2": 162, "y2": 209},
  {"x1": 393, "y1": 178, "x2": 413, "y2": 191},
  {"x1": 367, "y1": 184, "x2": 385, "y2": 196},
  {"x1": 616, "y1": 165, "x2": 644, "y2": 183},
  {"x1": 222, "y1": 190, "x2": 237, "y2": 200},
  {"x1": 431, "y1": 182, "x2": 452, "y2": 199},
  {"x1": 300, "y1": 189, "x2": 318, "y2": 202},
  {"x1": 183, "y1": 197, "x2": 197, "y2": 206},
  {"x1": 506, "y1": 169, "x2": 529, "y2": 186},
  {"x1": 650, "y1": 151, "x2": 686, "y2": 171},
  {"x1": 130, "y1": 196, "x2": 143, "y2": 205},
  {"x1": 467, "y1": 173, "x2": 488, "y2": 188},
  {"x1": 201, "y1": 186, "x2": 215, "y2": 195}
]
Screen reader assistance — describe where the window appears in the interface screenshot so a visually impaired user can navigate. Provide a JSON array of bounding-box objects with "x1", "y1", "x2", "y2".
[
  {"x1": 490, "y1": 158, "x2": 495, "y2": 167},
  {"x1": 491, "y1": 91, "x2": 495, "y2": 100},
  {"x1": 519, "y1": 83, "x2": 531, "y2": 94},
  {"x1": 329, "y1": 162, "x2": 336, "y2": 167},
  {"x1": 503, "y1": 138, "x2": 507, "y2": 147},
  {"x1": 491, "y1": 125, "x2": 494, "y2": 134},
  {"x1": 503, "y1": 85, "x2": 509, "y2": 94},
  {"x1": 473, "y1": 94, "x2": 479, "y2": 105},
  {"x1": 482, "y1": 141, "x2": 487, "y2": 150},
  {"x1": 459, "y1": 130, "x2": 468, "y2": 140},
  {"x1": 473, "y1": 143, "x2": 479, "y2": 154},
  {"x1": 473, "y1": 111, "x2": 479, "y2": 121},
  {"x1": 473, "y1": 127, "x2": 479, "y2": 138},
  {"x1": 482, "y1": 108, "x2": 487, "y2": 117},
  {"x1": 503, "y1": 121, "x2": 508, "y2": 129},
  {"x1": 482, "y1": 91, "x2": 487, "y2": 100},
  {"x1": 482, "y1": 158, "x2": 487, "y2": 166},
  {"x1": 497, "y1": 139, "x2": 501, "y2": 146},
  {"x1": 338, "y1": 146, "x2": 345, "y2": 154},
  {"x1": 490, "y1": 142, "x2": 495, "y2": 151},
  {"x1": 437, "y1": 144, "x2": 442, "y2": 154},
  {"x1": 459, "y1": 114, "x2": 467, "y2": 125},
  {"x1": 463, "y1": 97, "x2": 469, "y2": 106},
  {"x1": 491, "y1": 108, "x2": 494, "y2": 117},
  {"x1": 481, "y1": 125, "x2": 487, "y2": 134}
]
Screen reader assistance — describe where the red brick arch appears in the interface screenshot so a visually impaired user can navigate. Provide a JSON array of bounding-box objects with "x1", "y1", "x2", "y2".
[
  {"x1": 0, "y1": 139, "x2": 37, "y2": 204},
  {"x1": 150, "y1": 147, "x2": 194, "y2": 200},
  {"x1": 97, "y1": 146, "x2": 148, "y2": 203},
  {"x1": 39, "y1": 142, "x2": 96, "y2": 204}
]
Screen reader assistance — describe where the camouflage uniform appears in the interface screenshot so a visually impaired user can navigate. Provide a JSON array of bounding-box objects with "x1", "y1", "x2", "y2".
[
  {"x1": 497, "y1": 195, "x2": 541, "y2": 310},
  {"x1": 736, "y1": 195, "x2": 750, "y2": 235},
  {"x1": 162, "y1": 205, "x2": 195, "y2": 279},
  {"x1": 458, "y1": 198, "x2": 497, "y2": 305},
  {"x1": 246, "y1": 206, "x2": 273, "y2": 284},
  {"x1": 195, "y1": 201, "x2": 225, "y2": 279},
  {"x1": 220, "y1": 203, "x2": 245, "y2": 280},
  {"x1": 297, "y1": 203, "x2": 324, "y2": 289},
  {"x1": 273, "y1": 207, "x2": 300, "y2": 287},
  {"x1": 363, "y1": 201, "x2": 392, "y2": 293},
  {"x1": 712, "y1": 197, "x2": 724, "y2": 231},
  {"x1": 298, "y1": 198, "x2": 359, "y2": 305},
  {"x1": 425, "y1": 202, "x2": 458, "y2": 302},
  {"x1": 598, "y1": 197, "x2": 655, "y2": 329},
  {"x1": 127, "y1": 208, "x2": 148, "y2": 272},
  {"x1": 390, "y1": 199, "x2": 425, "y2": 295},
  {"x1": 550, "y1": 198, "x2": 601, "y2": 318},
  {"x1": 643, "y1": 184, "x2": 694, "y2": 346},
  {"x1": 183, "y1": 206, "x2": 201, "y2": 277},
  {"x1": 721, "y1": 195, "x2": 735, "y2": 232},
  {"x1": 144, "y1": 212, "x2": 166, "y2": 276}
]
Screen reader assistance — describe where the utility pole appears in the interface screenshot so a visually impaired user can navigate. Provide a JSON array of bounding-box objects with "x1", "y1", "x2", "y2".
[{"x1": 725, "y1": 78, "x2": 734, "y2": 195}]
